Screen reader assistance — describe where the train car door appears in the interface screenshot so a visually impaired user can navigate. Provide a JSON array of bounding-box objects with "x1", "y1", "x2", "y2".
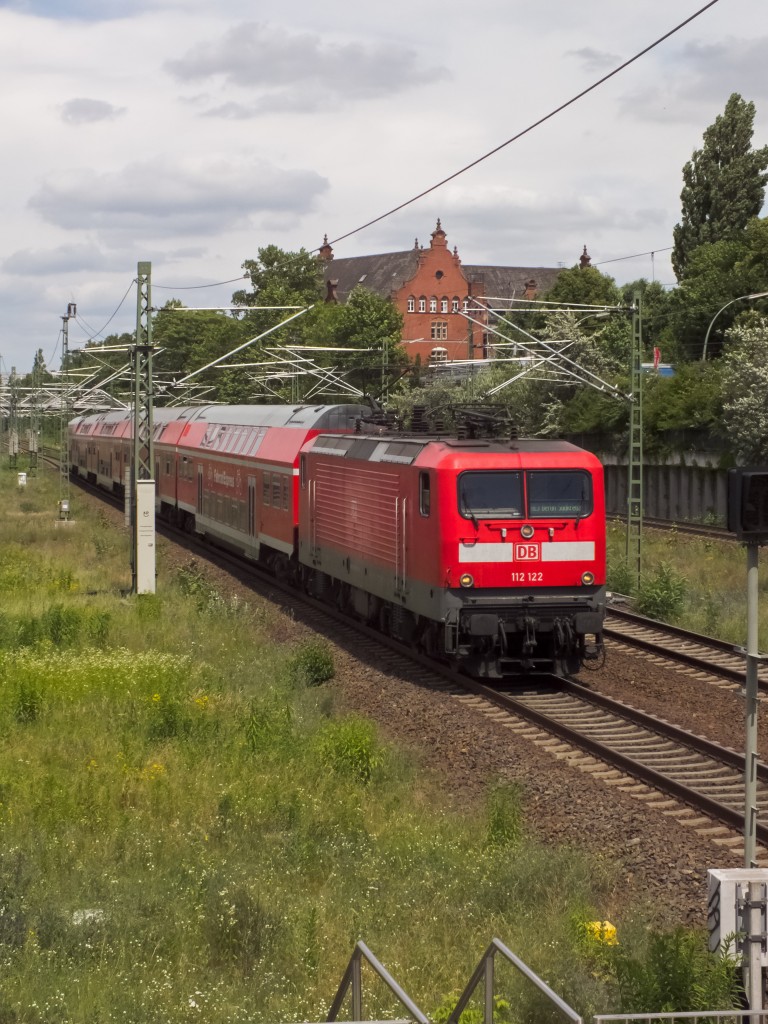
[
  {"x1": 197, "y1": 466, "x2": 204, "y2": 514},
  {"x1": 247, "y1": 476, "x2": 256, "y2": 537},
  {"x1": 394, "y1": 494, "x2": 407, "y2": 596}
]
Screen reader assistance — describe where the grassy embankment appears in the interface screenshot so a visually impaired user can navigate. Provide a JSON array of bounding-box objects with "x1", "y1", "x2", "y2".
[
  {"x1": 0, "y1": 466, "x2": 738, "y2": 1023},
  {"x1": 606, "y1": 519, "x2": 768, "y2": 641}
]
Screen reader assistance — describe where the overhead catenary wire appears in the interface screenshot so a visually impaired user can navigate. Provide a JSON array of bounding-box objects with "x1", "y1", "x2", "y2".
[
  {"x1": 145, "y1": 3, "x2": 714, "y2": 296},
  {"x1": 47, "y1": 1, "x2": 719, "y2": 383},
  {"x1": 321, "y1": 0, "x2": 721, "y2": 250}
]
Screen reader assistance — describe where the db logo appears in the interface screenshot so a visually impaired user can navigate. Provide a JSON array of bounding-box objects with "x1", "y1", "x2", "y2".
[{"x1": 515, "y1": 543, "x2": 540, "y2": 561}]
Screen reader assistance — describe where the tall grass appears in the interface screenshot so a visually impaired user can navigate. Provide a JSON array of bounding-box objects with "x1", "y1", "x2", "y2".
[
  {"x1": 0, "y1": 468, "x2": 741, "y2": 1022},
  {"x1": 607, "y1": 519, "x2": 764, "y2": 643}
]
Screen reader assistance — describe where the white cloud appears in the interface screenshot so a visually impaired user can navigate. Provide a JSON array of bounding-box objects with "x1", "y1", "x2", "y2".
[
  {"x1": 1, "y1": 0, "x2": 767, "y2": 372},
  {"x1": 60, "y1": 97, "x2": 125, "y2": 124},
  {"x1": 28, "y1": 158, "x2": 329, "y2": 234},
  {"x1": 165, "y1": 21, "x2": 449, "y2": 114},
  {"x1": 2, "y1": 241, "x2": 124, "y2": 275}
]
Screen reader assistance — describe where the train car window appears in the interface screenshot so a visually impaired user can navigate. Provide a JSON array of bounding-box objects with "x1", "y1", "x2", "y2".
[
  {"x1": 527, "y1": 471, "x2": 592, "y2": 518},
  {"x1": 300, "y1": 455, "x2": 306, "y2": 487},
  {"x1": 272, "y1": 475, "x2": 282, "y2": 507},
  {"x1": 458, "y1": 472, "x2": 523, "y2": 519},
  {"x1": 263, "y1": 472, "x2": 271, "y2": 506},
  {"x1": 419, "y1": 473, "x2": 431, "y2": 517}
]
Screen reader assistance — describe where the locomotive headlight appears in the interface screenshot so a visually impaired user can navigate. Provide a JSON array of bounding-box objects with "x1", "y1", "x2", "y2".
[
  {"x1": 581, "y1": 571, "x2": 595, "y2": 586},
  {"x1": 459, "y1": 573, "x2": 474, "y2": 588},
  {"x1": 521, "y1": 524, "x2": 534, "y2": 539}
]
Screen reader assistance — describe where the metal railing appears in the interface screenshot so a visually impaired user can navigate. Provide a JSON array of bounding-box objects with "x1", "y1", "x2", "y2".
[
  {"x1": 446, "y1": 937, "x2": 582, "y2": 1024},
  {"x1": 323, "y1": 940, "x2": 754, "y2": 1024},
  {"x1": 596, "y1": 1013, "x2": 765, "y2": 1024},
  {"x1": 327, "y1": 940, "x2": 429, "y2": 1024}
]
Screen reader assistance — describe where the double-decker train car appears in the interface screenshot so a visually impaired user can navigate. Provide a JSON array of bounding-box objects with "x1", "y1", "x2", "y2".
[
  {"x1": 69, "y1": 403, "x2": 369, "y2": 572},
  {"x1": 69, "y1": 404, "x2": 606, "y2": 678}
]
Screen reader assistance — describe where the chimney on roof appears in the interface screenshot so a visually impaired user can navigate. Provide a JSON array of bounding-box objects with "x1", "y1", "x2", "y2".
[
  {"x1": 579, "y1": 245, "x2": 591, "y2": 269},
  {"x1": 319, "y1": 234, "x2": 334, "y2": 261},
  {"x1": 325, "y1": 279, "x2": 339, "y2": 303}
]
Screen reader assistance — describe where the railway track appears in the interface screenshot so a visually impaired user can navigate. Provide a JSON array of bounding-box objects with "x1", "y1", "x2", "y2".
[
  {"x1": 605, "y1": 605, "x2": 768, "y2": 691},
  {"x1": 64, "y1": 466, "x2": 768, "y2": 859},
  {"x1": 167, "y1": 523, "x2": 768, "y2": 858}
]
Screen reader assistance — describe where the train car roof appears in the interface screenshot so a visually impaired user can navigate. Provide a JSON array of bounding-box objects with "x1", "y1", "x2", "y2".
[
  {"x1": 305, "y1": 433, "x2": 596, "y2": 466},
  {"x1": 71, "y1": 403, "x2": 370, "y2": 432},
  {"x1": 172, "y1": 404, "x2": 369, "y2": 429}
]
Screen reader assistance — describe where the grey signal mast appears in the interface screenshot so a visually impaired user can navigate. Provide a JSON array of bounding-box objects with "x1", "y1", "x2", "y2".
[
  {"x1": 59, "y1": 304, "x2": 76, "y2": 517},
  {"x1": 131, "y1": 262, "x2": 156, "y2": 594}
]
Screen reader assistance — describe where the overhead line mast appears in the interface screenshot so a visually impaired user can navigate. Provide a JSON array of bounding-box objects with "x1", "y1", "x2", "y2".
[{"x1": 131, "y1": 262, "x2": 156, "y2": 595}]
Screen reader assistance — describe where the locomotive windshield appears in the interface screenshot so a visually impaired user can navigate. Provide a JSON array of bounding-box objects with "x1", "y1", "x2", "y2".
[
  {"x1": 458, "y1": 470, "x2": 592, "y2": 519},
  {"x1": 458, "y1": 472, "x2": 523, "y2": 518},
  {"x1": 527, "y1": 471, "x2": 592, "y2": 517}
]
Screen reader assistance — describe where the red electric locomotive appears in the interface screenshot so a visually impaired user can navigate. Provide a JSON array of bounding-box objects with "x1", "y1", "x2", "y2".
[
  {"x1": 70, "y1": 403, "x2": 605, "y2": 679},
  {"x1": 297, "y1": 427, "x2": 605, "y2": 678}
]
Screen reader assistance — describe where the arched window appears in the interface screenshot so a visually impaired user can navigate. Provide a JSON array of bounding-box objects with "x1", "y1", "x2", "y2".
[
  {"x1": 431, "y1": 320, "x2": 448, "y2": 340},
  {"x1": 440, "y1": 297, "x2": 448, "y2": 313},
  {"x1": 418, "y1": 296, "x2": 426, "y2": 313},
  {"x1": 463, "y1": 296, "x2": 470, "y2": 311},
  {"x1": 452, "y1": 296, "x2": 460, "y2": 313},
  {"x1": 429, "y1": 296, "x2": 438, "y2": 313},
  {"x1": 407, "y1": 295, "x2": 415, "y2": 313}
]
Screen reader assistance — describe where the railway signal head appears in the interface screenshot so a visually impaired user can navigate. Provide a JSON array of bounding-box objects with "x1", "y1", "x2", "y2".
[{"x1": 728, "y1": 468, "x2": 768, "y2": 542}]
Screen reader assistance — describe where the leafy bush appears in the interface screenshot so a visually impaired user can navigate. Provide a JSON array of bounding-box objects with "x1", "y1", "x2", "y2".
[
  {"x1": 636, "y1": 562, "x2": 687, "y2": 621},
  {"x1": 318, "y1": 716, "x2": 381, "y2": 782},
  {"x1": 607, "y1": 557, "x2": 636, "y2": 598},
  {"x1": 288, "y1": 640, "x2": 335, "y2": 687},
  {"x1": 610, "y1": 927, "x2": 741, "y2": 1012}
]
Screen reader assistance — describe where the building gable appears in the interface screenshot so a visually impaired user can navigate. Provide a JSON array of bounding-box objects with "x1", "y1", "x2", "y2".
[{"x1": 320, "y1": 221, "x2": 567, "y2": 363}]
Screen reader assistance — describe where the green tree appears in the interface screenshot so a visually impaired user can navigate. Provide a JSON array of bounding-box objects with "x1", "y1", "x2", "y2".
[
  {"x1": 621, "y1": 280, "x2": 677, "y2": 363},
  {"x1": 391, "y1": 309, "x2": 628, "y2": 441},
  {"x1": 642, "y1": 361, "x2": 724, "y2": 455},
  {"x1": 667, "y1": 238, "x2": 750, "y2": 359},
  {"x1": 720, "y1": 314, "x2": 768, "y2": 461},
  {"x1": 541, "y1": 264, "x2": 623, "y2": 310},
  {"x1": 302, "y1": 287, "x2": 407, "y2": 399},
  {"x1": 233, "y1": 245, "x2": 324, "y2": 339},
  {"x1": 152, "y1": 301, "x2": 250, "y2": 395},
  {"x1": 666, "y1": 217, "x2": 768, "y2": 360},
  {"x1": 672, "y1": 93, "x2": 768, "y2": 280}
]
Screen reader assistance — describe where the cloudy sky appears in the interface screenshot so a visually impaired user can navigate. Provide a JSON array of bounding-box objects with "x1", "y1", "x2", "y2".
[{"x1": 1, "y1": 0, "x2": 766, "y2": 375}]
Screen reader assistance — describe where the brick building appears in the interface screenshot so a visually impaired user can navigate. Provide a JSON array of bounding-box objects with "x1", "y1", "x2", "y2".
[{"x1": 320, "y1": 220, "x2": 565, "y2": 364}]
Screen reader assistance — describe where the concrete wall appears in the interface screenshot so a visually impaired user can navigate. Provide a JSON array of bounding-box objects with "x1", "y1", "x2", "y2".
[{"x1": 604, "y1": 462, "x2": 728, "y2": 525}]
